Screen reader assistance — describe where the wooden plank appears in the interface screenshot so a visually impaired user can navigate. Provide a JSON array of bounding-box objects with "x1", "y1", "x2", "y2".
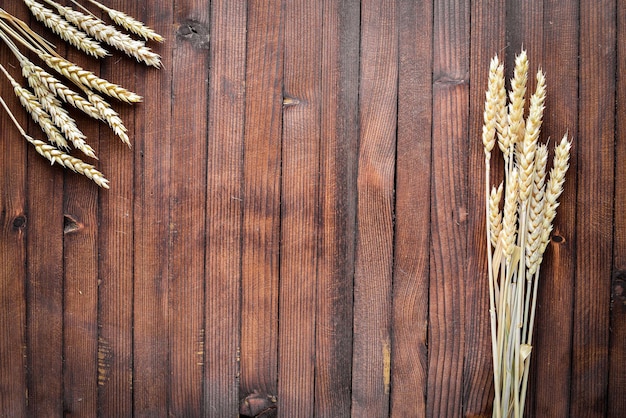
[
  {"x1": 528, "y1": 0, "x2": 578, "y2": 416},
  {"x1": 463, "y1": 0, "x2": 505, "y2": 415},
  {"x1": 390, "y1": 0, "x2": 432, "y2": 416},
  {"x1": 571, "y1": 0, "x2": 615, "y2": 415},
  {"x1": 427, "y1": 0, "x2": 469, "y2": 416},
  {"x1": 168, "y1": 1, "x2": 209, "y2": 416},
  {"x1": 61, "y1": 43, "x2": 100, "y2": 417},
  {"x1": 239, "y1": 0, "x2": 283, "y2": 413},
  {"x1": 204, "y1": 0, "x2": 247, "y2": 416},
  {"x1": 277, "y1": 0, "x2": 322, "y2": 415},
  {"x1": 132, "y1": 1, "x2": 173, "y2": 416},
  {"x1": 609, "y1": 1, "x2": 626, "y2": 415},
  {"x1": 95, "y1": 5, "x2": 138, "y2": 414},
  {"x1": 351, "y1": 0, "x2": 397, "y2": 416},
  {"x1": 314, "y1": 0, "x2": 360, "y2": 416},
  {"x1": 0, "y1": 2, "x2": 28, "y2": 413}
]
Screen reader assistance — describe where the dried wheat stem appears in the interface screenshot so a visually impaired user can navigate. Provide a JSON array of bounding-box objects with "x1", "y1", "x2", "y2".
[
  {"x1": 87, "y1": 91, "x2": 130, "y2": 146},
  {"x1": 85, "y1": 0, "x2": 164, "y2": 42},
  {"x1": 22, "y1": 63, "x2": 96, "y2": 158},
  {"x1": 0, "y1": 95, "x2": 109, "y2": 188},
  {"x1": 50, "y1": 0, "x2": 161, "y2": 68},
  {"x1": 1, "y1": 63, "x2": 68, "y2": 149},
  {"x1": 38, "y1": 52, "x2": 143, "y2": 103},
  {"x1": 23, "y1": 0, "x2": 107, "y2": 58}
]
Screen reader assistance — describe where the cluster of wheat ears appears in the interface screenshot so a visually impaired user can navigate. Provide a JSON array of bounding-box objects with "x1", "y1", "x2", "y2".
[
  {"x1": 0, "y1": 0, "x2": 163, "y2": 188},
  {"x1": 482, "y1": 49, "x2": 571, "y2": 418}
]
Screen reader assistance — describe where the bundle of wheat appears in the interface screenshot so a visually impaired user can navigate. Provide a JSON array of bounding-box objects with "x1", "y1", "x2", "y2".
[
  {"x1": 0, "y1": 1, "x2": 164, "y2": 188},
  {"x1": 482, "y1": 50, "x2": 571, "y2": 418}
]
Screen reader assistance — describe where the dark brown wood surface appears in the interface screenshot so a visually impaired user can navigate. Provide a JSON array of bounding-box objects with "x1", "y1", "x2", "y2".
[{"x1": 0, "y1": 1, "x2": 624, "y2": 417}]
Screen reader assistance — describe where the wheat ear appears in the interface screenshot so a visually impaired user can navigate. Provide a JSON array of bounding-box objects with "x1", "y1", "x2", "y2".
[
  {"x1": 49, "y1": 0, "x2": 161, "y2": 68},
  {"x1": 483, "y1": 56, "x2": 500, "y2": 155},
  {"x1": 22, "y1": 62, "x2": 96, "y2": 159},
  {"x1": 489, "y1": 182, "x2": 504, "y2": 248},
  {"x1": 501, "y1": 168, "x2": 519, "y2": 262},
  {"x1": 38, "y1": 52, "x2": 143, "y2": 103},
  {"x1": 87, "y1": 91, "x2": 130, "y2": 146},
  {"x1": 85, "y1": 0, "x2": 164, "y2": 42},
  {"x1": 0, "y1": 95, "x2": 109, "y2": 188},
  {"x1": 525, "y1": 144, "x2": 548, "y2": 275},
  {"x1": 23, "y1": 0, "x2": 107, "y2": 58},
  {"x1": 508, "y1": 50, "x2": 528, "y2": 155},
  {"x1": 1, "y1": 63, "x2": 69, "y2": 149}
]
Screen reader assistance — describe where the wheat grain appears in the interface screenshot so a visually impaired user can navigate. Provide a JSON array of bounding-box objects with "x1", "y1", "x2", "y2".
[
  {"x1": 27, "y1": 134, "x2": 109, "y2": 188},
  {"x1": 501, "y1": 168, "x2": 519, "y2": 262},
  {"x1": 489, "y1": 182, "x2": 504, "y2": 248},
  {"x1": 508, "y1": 50, "x2": 528, "y2": 153},
  {"x1": 483, "y1": 57, "x2": 500, "y2": 155},
  {"x1": 49, "y1": 1, "x2": 161, "y2": 68},
  {"x1": 87, "y1": 91, "x2": 130, "y2": 146},
  {"x1": 539, "y1": 134, "x2": 571, "y2": 255},
  {"x1": 38, "y1": 52, "x2": 143, "y2": 103},
  {"x1": 525, "y1": 144, "x2": 548, "y2": 275},
  {"x1": 1, "y1": 63, "x2": 69, "y2": 149},
  {"x1": 22, "y1": 63, "x2": 96, "y2": 158},
  {"x1": 494, "y1": 61, "x2": 509, "y2": 158},
  {"x1": 517, "y1": 69, "x2": 546, "y2": 202},
  {"x1": 84, "y1": 0, "x2": 164, "y2": 43},
  {"x1": 23, "y1": 0, "x2": 107, "y2": 58}
]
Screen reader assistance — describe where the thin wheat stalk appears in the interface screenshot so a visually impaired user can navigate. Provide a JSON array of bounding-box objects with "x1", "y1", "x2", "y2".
[
  {"x1": 22, "y1": 62, "x2": 96, "y2": 158},
  {"x1": 23, "y1": 0, "x2": 107, "y2": 58},
  {"x1": 48, "y1": 0, "x2": 161, "y2": 67},
  {"x1": 38, "y1": 51, "x2": 143, "y2": 103},
  {"x1": 1, "y1": 63, "x2": 69, "y2": 150},
  {"x1": 85, "y1": 0, "x2": 164, "y2": 42},
  {"x1": 0, "y1": 95, "x2": 109, "y2": 188}
]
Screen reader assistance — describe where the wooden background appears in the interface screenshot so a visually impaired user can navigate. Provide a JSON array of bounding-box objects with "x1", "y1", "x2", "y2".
[{"x1": 0, "y1": 0, "x2": 624, "y2": 416}]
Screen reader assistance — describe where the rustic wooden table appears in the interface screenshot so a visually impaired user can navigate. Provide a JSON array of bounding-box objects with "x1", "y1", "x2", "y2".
[{"x1": 1, "y1": 0, "x2": 624, "y2": 416}]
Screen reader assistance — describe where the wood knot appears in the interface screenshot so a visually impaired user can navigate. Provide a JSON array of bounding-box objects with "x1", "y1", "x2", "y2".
[
  {"x1": 240, "y1": 390, "x2": 277, "y2": 417},
  {"x1": 63, "y1": 215, "x2": 82, "y2": 234},
  {"x1": 177, "y1": 20, "x2": 210, "y2": 50},
  {"x1": 12, "y1": 215, "x2": 26, "y2": 230}
]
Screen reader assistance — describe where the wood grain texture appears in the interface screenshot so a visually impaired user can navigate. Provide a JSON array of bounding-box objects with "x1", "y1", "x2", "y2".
[
  {"x1": 0, "y1": 3, "x2": 28, "y2": 415},
  {"x1": 427, "y1": 0, "x2": 469, "y2": 416},
  {"x1": 277, "y1": 0, "x2": 322, "y2": 416},
  {"x1": 464, "y1": 0, "x2": 505, "y2": 415},
  {"x1": 351, "y1": 1, "x2": 397, "y2": 416},
  {"x1": 609, "y1": 2, "x2": 626, "y2": 416},
  {"x1": 390, "y1": 0, "x2": 432, "y2": 416},
  {"x1": 571, "y1": 0, "x2": 615, "y2": 416},
  {"x1": 529, "y1": 0, "x2": 578, "y2": 416},
  {"x1": 168, "y1": 1, "x2": 208, "y2": 416},
  {"x1": 132, "y1": 0, "x2": 173, "y2": 415},
  {"x1": 314, "y1": 0, "x2": 359, "y2": 416},
  {"x1": 204, "y1": 0, "x2": 246, "y2": 416},
  {"x1": 239, "y1": 0, "x2": 283, "y2": 411}
]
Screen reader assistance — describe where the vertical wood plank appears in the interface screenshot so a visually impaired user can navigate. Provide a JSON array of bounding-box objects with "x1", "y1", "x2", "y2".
[
  {"x1": 61, "y1": 44, "x2": 100, "y2": 418},
  {"x1": 464, "y1": 0, "x2": 506, "y2": 415},
  {"x1": 428, "y1": 0, "x2": 469, "y2": 416},
  {"x1": 390, "y1": 0, "x2": 432, "y2": 416},
  {"x1": 96, "y1": 10, "x2": 137, "y2": 414},
  {"x1": 132, "y1": 2, "x2": 173, "y2": 416},
  {"x1": 0, "y1": 2, "x2": 28, "y2": 413},
  {"x1": 168, "y1": 1, "x2": 209, "y2": 416},
  {"x1": 609, "y1": 0, "x2": 626, "y2": 415},
  {"x1": 529, "y1": 0, "x2": 578, "y2": 416},
  {"x1": 277, "y1": 0, "x2": 322, "y2": 415},
  {"x1": 204, "y1": 0, "x2": 247, "y2": 416},
  {"x1": 571, "y1": 0, "x2": 615, "y2": 415},
  {"x1": 315, "y1": 0, "x2": 360, "y2": 416},
  {"x1": 240, "y1": 0, "x2": 283, "y2": 413},
  {"x1": 351, "y1": 0, "x2": 397, "y2": 416}
]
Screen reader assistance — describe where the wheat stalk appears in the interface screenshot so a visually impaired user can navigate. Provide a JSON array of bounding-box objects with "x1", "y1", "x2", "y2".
[
  {"x1": 23, "y1": 0, "x2": 107, "y2": 58},
  {"x1": 22, "y1": 62, "x2": 96, "y2": 158},
  {"x1": 38, "y1": 51, "x2": 143, "y2": 103},
  {"x1": 86, "y1": 0, "x2": 164, "y2": 43},
  {"x1": 0, "y1": 95, "x2": 109, "y2": 188},
  {"x1": 48, "y1": 0, "x2": 161, "y2": 68}
]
